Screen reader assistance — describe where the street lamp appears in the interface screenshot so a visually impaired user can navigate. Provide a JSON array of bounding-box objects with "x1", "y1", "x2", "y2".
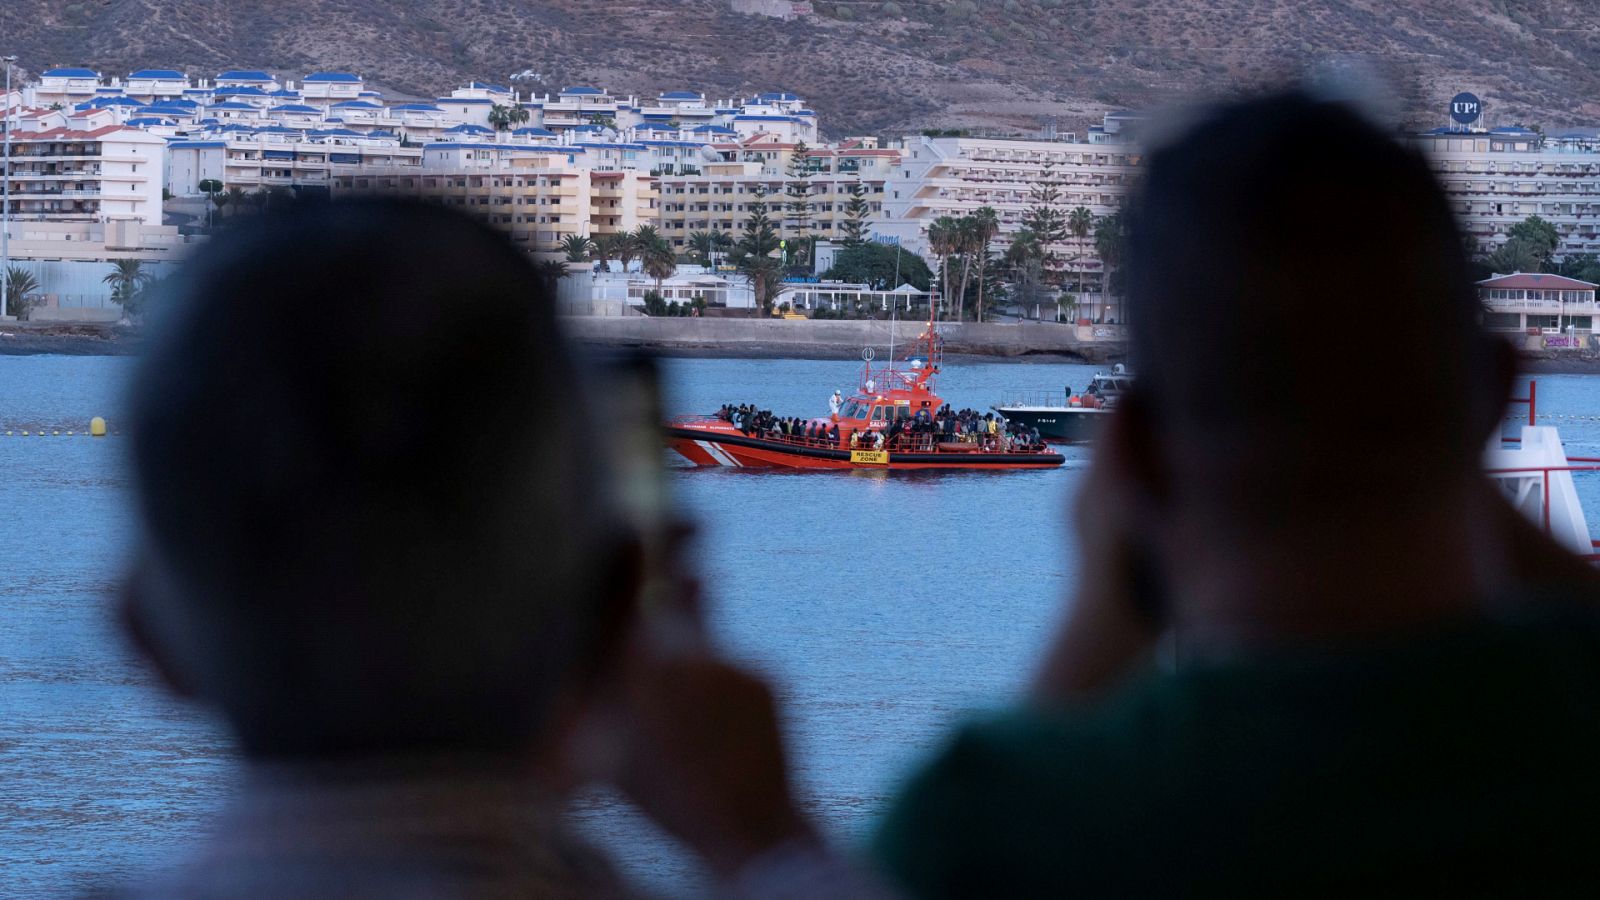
[{"x1": 2, "y1": 54, "x2": 16, "y2": 319}]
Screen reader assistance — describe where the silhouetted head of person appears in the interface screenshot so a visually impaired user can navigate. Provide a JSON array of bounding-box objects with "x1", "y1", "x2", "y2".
[
  {"x1": 1121, "y1": 91, "x2": 1514, "y2": 535},
  {"x1": 123, "y1": 199, "x2": 632, "y2": 760}
]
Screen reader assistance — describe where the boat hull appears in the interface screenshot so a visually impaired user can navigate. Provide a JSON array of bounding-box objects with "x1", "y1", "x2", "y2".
[
  {"x1": 995, "y1": 406, "x2": 1111, "y2": 444},
  {"x1": 666, "y1": 425, "x2": 1064, "y2": 470}
]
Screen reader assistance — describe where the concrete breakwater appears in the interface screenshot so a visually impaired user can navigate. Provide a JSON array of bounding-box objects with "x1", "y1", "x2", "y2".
[{"x1": 561, "y1": 316, "x2": 1130, "y2": 362}]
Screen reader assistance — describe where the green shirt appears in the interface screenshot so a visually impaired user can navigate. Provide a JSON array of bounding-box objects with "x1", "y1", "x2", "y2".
[{"x1": 872, "y1": 612, "x2": 1600, "y2": 897}]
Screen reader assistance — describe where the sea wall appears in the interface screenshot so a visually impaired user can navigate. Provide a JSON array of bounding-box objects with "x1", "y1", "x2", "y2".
[{"x1": 560, "y1": 316, "x2": 1129, "y2": 362}]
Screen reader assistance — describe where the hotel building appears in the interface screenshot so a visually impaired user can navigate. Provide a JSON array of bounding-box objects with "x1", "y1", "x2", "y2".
[
  {"x1": 1411, "y1": 127, "x2": 1600, "y2": 260},
  {"x1": 655, "y1": 137, "x2": 900, "y2": 248},
  {"x1": 1477, "y1": 271, "x2": 1598, "y2": 336},
  {"x1": 330, "y1": 143, "x2": 657, "y2": 257}
]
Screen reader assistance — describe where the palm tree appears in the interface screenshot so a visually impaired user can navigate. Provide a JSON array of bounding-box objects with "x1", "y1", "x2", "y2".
[
  {"x1": 614, "y1": 231, "x2": 641, "y2": 272},
  {"x1": 1094, "y1": 212, "x2": 1126, "y2": 320},
  {"x1": 210, "y1": 188, "x2": 230, "y2": 223},
  {"x1": 534, "y1": 259, "x2": 569, "y2": 297},
  {"x1": 225, "y1": 185, "x2": 248, "y2": 217},
  {"x1": 928, "y1": 215, "x2": 961, "y2": 320},
  {"x1": 971, "y1": 207, "x2": 1000, "y2": 323},
  {"x1": 640, "y1": 232, "x2": 678, "y2": 295},
  {"x1": 103, "y1": 259, "x2": 152, "y2": 309},
  {"x1": 250, "y1": 190, "x2": 271, "y2": 214},
  {"x1": 591, "y1": 233, "x2": 621, "y2": 272},
  {"x1": 1067, "y1": 206, "x2": 1093, "y2": 293},
  {"x1": 488, "y1": 103, "x2": 530, "y2": 133},
  {"x1": 688, "y1": 230, "x2": 719, "y2": 267},
  {"x1": 559, "y1": 233, "x2": 593, "y2": 263},
  {"x1": 4, "y1": 266, "x2": 41, "y2": 319}
]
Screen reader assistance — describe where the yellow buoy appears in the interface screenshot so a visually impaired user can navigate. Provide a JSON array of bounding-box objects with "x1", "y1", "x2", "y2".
[
  {"x1": 21, "y1": 431, "x2": 29, "y2": 436},
  {"x1": 90, "y1": 417, "x2": 107, "y2": 437}
]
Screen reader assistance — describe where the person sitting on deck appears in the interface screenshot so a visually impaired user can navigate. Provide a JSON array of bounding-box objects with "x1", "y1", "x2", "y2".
[{"x1": 588, "y1": 91, "x2": 1600, "y2": 899}]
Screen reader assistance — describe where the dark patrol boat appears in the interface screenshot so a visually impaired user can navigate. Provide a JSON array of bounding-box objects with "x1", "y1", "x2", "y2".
[{"x1": 993, "y1": 366, "x2": 1134, "y2": 444}]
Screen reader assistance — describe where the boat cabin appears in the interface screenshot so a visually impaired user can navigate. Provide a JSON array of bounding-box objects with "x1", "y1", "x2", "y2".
[{"x1": 835, "y1": 388, "x2": 943, "y2": 430}]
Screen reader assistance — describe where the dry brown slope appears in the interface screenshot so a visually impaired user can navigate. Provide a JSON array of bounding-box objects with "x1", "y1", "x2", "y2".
[{"x1": 3, "y1": 0, "x2": 1600, "y2": 136}]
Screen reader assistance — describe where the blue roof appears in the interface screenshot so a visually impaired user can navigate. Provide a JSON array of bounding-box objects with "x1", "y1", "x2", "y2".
[
  {"x1": 439, "y1": 97, "x2": 495, "y2": 104},
  {"x1": 310, "y1": 128, "x2": 364, "y2": 137},
  {"x1": 218, "y1": 70, "x2": 273, "y2": 81},
  {"x1": 715, "y1": 107, "x2": 740, "y2": 114},
  {"x1": 304, "y1": 72, "x2": 361, "y2": 83},
  {"x1": 216, "y1": 86, "x2": 268, "y2": 97},
  {"x1": 392, "y1": 103, "x2": 443, "y2": 112},
  {"x1": 795, "y1": 109, "x2": 817, "y2": 117},
  {"x1": 444, "y1": 123, "x2": 494, "y2": 133},
  {"x1": 125, "y1": 117, "x2": 173, "y2": 126},
  {"x1": 659, "y1": 91, "x2": 701, "y2": 100},
  {"x1": 468, "y1": 82, "x2": 511, "y2": 92},
  {"x1": 167, "y1": 140, "x2": 228, "y2": 149},
  {"x1": 568, "y1": 124, "x2": 606, "y2": 133},
  {"x1": 561, "y1": 86, "x2": 603, "y2": 95},
  {"x1": 268, "y1": 89, "x2": 300, "y2": 97},
  {"x1": 426, "y1": 141, "x2": 583, "y2": 152},
  {"x1": 638, "y1": 122, "x2": 678, "y2": 131},
  {"x1": 258, "y1": 125, "x2": 303, "y2": 135},
  {"x1": 183, "y1": 88, "x2": 213, "y2": 95},
  {"x1": 210, "y1": 101, "x2": 258, "y2": 111},
  {"x1": 360, "y1": 90, "x2": 382, "y2": 97},
  {"x1": 365, "y1": 130, "x2": 399, "y2": 139},
  {"x1": 145, "y1": 98, "x2": 199, "y2": 110},
  {"x1": 44, "y1": 67, "x2": 98, "y2": 77},
  {"x1": 734, "y1": 114, "x2": 798, "y2": 122},
  {"x1": 130, "y1": 69, "x2": 185, "y2": 79},
  {"x1": 642, "y1": 113, "x2": 676, "y2": 119},
  {"x1": 691, "y1": 124, "x2": 737, "y2": 134},
  {"x1": 756, "y1": 91, "x2": 799, "y2": 101},
  {"x1": 271, "y1": 104, "x2": 322, "y2": 114},
  {"x1": 331, "y1": 100, "x2": 382, "y2": 109},
  {"x1": 512, "y1": 126, "x2": 558, "y2": 136}
]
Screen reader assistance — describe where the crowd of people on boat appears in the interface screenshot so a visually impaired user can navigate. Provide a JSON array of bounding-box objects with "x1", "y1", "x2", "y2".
[{"x1": 715, "y1": 402, "x2": 1043, "y2": 452}]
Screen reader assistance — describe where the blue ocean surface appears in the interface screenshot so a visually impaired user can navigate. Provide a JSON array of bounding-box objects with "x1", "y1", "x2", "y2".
[{"x1": 4, "y1": 353, "x2": 1600, "y2": 897}]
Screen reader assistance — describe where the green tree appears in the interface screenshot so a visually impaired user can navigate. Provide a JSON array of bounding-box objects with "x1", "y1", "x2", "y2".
[
  {"x1": 1556, "y1": 253, "x2": 1600, "y2": 285},
  {"x1": 1066, "y1": 205, "x2": 1094, "y2": 291},
  {"x1": 225, "y1": 185, "x2": 248, "y2": 218},
  {"x1": 783, "y1": 140, "x2": 814, "y2": 265},
  {"x1": 839, "y1": 182, "x2": 871, "y2": 246},
  {"x1": 636, "y1": 225, "x2": 678, "y2": 294},
  {"x1": 534, "y1": 259, "x2": 569, "y2": 296},
  {"x1": 103, "y1": 259, "x2": 152, "y2": 308},
  {"x1": 970, "y1": 206, "x2": 1000, "y2": 322},
  {"x1": 688, "y1": 230, "x2": 719, "y2": 266},
  {"x1": 642, "y1": 289, "x2": 667, "y2": 316},
  {"x1": 559, "y1": 233, "x2": 593, "y2": 263},
  {"x1": 1094, "y1": 212, "x2": 1128, "y2": 308},
  {"x1": 734, "y1": 186, "x2": 784, "y2": 313},
  {"x1": 592, "y1": 232, "x2": 623, "y2": 271},
  {"x1": 1005, "y1": 228, "x2": 1051, "y2": 316},
  {"x1": 487, "y1": 103, "x2": 529, "y2": 132},
  {"x1": 198, "y1": 178, "x2": 223, "y2": 228},
  {"x1": 927, "y1": 215, "x2": 963, "y2": 319},
  {"x1": 4, "y1": 266, "x2": 41, "y2": 320},
  {"x1": 614, "y1": 231, "x2": 641, "y2": 272},
  {"x1": 1487, "y1": 237, "x2": 1542, "y2": 275},
  {"x1": 1506, "y1": 215, "x2": 1560, "y2": 268},
  {"x1": 822, "y1": 240, "x2": 933, "y2": 292}
]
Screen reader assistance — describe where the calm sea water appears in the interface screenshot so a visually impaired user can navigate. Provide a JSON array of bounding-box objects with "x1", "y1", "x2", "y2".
[{"x1": 5, "y1": 353, "x2": 1600, "y2": 897}]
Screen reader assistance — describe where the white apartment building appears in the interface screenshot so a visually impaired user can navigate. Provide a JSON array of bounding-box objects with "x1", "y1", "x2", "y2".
[
  {"x1": 1412, "y1": 127, "x2": 1600, "y2": 259},
  {"x1": 331, "y1": 142, "x2": 657, "y2": 256},
  {"x1": 2, "y1": 123, "x2": 166, "y2": 223},
  {"x1": 299, "y1": 72, "x2": 365, "y2": 103},
  {"x1": 655, "y1": 140, "x2": 900, "y2": 249},
  {"x1": 166, "y1": 132, "x2": 423, "y2": 197}
]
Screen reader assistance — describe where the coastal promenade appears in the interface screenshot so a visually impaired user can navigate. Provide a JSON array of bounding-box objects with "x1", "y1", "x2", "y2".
[{"x1": 561, "y1": 316, "x2": 1130, "y2": 362}]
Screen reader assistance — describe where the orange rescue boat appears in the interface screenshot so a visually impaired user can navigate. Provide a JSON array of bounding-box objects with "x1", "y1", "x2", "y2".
[{"x1": 666, "y1": 319, "x2": 1065, "y2": 470}]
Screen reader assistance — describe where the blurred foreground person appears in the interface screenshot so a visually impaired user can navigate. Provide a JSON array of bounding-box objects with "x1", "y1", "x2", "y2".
[
  {"x1": 608, "y1": 93, "x2": 1600, "y2": 896},
  {"x1": 121, "y1": 200, "x2": 635, "y2": 898}
]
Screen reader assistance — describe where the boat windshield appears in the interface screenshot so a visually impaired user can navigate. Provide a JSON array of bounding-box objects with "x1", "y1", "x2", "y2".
[{"x1": 840, "y1": 399, "x2": 870, "y2": 418}]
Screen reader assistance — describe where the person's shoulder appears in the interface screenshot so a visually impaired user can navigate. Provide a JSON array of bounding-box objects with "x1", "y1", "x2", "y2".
[{"x1": 870, "y1": 678, "x2": 1176, "y2": 896}]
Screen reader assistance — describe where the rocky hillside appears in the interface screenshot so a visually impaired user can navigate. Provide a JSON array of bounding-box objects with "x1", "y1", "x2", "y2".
[{"x1": 4, "y1": 0, "x2": 1600, "y2": 137}]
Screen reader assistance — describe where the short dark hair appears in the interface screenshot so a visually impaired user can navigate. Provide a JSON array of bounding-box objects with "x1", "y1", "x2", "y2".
[
  {"x1": 1127, "y1": 92, "x2": 1501, "y2": 498},
  {"x1": 128, "y1": 199, "x2": 613, "y2": 757}
]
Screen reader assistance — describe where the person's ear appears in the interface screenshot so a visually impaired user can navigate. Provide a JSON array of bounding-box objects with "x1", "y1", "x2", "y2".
[{"x1": 118, "y1": 562, "x2": 198, "y2": 700}]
